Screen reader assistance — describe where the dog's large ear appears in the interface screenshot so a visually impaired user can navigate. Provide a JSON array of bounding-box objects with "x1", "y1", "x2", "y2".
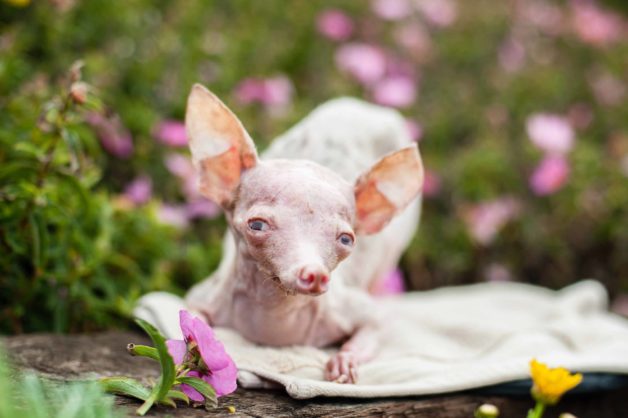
[
  {"x1": 186, "y1": 84, "x2": 258, "y2": 207},
  {"x1": 354, "y1": 145, "x2": 423, "y2": 235}
]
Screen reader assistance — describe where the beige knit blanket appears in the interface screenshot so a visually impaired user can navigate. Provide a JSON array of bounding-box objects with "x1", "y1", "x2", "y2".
[{"x1": 135, "y1": 280, "x2": 628, "y2": 399}]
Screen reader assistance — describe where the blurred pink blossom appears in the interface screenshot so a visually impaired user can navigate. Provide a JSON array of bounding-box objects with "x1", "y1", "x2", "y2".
[
  {"x1": 164, "y1": 153, "x2": 195, "y2": 179},
  {"x1": 526, "y1": 113, "x2": 575, "y2": 155},
  {"x1": 335, "y1": 43, "x2": 387, "y2": 86},
  {"x1": 571, "y1": 0, "x2": 625, "y2": 46},
  {"x1": 234, "y1": 75, "x2": 294, "y2": 108},
  {"x1": 589, "y1": 72, "x2": 626, "y2": 107},
  {"x1": 123, "y1": 175, "x2": 152, "y2": 205},
  {"x1": 186, "y1": 199, "x2": 220, "y2": 220},
  {"x1": 85, "y1": 112, "x2": 133, "y2": 158},
  {"x1": 520, "y1": 1, "x2": 565, "y2": 36},
  {"x1": 567, "y1": 103, "x2": 593, "y2": 130},
  {"x1": 462, "y1": 197, "x2": 521, "y2": 245},
  {"x1": 154, "y1": 120, "x2": 187, "y2": 147},
  {"x1": 371, "y1": 268, "x2": 406, "y2": 296},
  {"x1": 157, "y1": 204, "x2": 189, "y2": 229},
  {"x1": 372, "y1": 75, "x2": 417, "y2": 108},
  {"x1": 611, "y1": 294, "x2": 628, "y2": 317},
  {"x1": 316, "y1": 9, "x2": 354, "y2": 41},
  {"x1": 371, "y1": 0, "x2": 413, "y2": 21},
  {"x1": 422, "y1": 169, "x2": 441, "y2": 198},
  {"x1": 415, "y1": 0, "x2": 457, "y2": 28},
  {"x1": 164, "y1": 153, "x2": 200, "y2": 199},
  {"x1": 485, "y1": 263, "x2": 514, "y2": 282},
  {"x1": 405, "y1": 118, "x2": 423, "y2": 142},
  {"x1": 393, "y1": 23, "x2": 432, "y2": 61},
  {"x1": 529, "y1": 155, "x2": 570, "y2": 196},
  {"x1": 498, "y1": 37, "x2": 526, "y2": 73}
]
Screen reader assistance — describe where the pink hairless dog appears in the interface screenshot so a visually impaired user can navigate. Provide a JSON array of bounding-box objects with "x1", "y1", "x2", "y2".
[{"x1": 184, "y1": 84, "x2": 423, "y2": 384}]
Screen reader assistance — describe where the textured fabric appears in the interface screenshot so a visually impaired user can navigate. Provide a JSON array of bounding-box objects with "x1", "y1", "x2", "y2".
[{"x1": 134, "y1": 280, "x2": 628, "y2": 399}]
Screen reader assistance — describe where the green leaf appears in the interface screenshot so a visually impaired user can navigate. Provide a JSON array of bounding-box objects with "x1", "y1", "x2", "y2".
[
  {"x1": 166, "y1": 389, "x2": 190, "y2": 405},
  {"x1": 99, "y1": 376, "x2": 150, "y2": 401},
  {"x1": 134, "y1": 318, "x2": 176, "y2": 413},
  {"x1": 127, "y1": 343, "x2": 160, "y2": 362},
  {"x1": 177, "y1": 376, "x2": 217, "y2": 407}
]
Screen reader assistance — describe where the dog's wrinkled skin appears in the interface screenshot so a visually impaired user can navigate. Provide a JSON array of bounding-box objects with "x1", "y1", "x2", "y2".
[{"x1": 185, "y1": 84, "x2": 423, "y2": 384}]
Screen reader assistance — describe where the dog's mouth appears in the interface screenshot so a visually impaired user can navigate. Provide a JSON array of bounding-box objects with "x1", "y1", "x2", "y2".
[{"x1": 270, "y1": 276, "x2": 297, "y2": 296}]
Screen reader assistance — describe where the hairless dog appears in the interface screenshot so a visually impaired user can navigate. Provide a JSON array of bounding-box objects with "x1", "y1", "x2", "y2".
[{"x1": 184, "y1": 84, "x2": 423, "y2": 384}]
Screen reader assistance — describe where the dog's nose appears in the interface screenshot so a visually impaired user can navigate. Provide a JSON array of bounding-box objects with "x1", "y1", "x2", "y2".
[{"x1": 296, "y1": 265, "x2": 330, "y2": 294}]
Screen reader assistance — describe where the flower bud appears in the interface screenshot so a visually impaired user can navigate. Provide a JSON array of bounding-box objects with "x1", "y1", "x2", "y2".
[
  {"x1": 70, "y1": 82, "x2": 89, "y2": 104},
  {"x1": 474, "y1": 403, "x2": 499, "y2": 418},
  {"x1": 559, "y1": 414, "x2": 577, "y2": 418}
]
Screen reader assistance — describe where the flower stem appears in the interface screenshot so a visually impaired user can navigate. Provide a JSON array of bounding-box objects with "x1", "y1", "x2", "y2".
[{"x1": 527, "y1": 401, "x2": 546, "y2": 418}]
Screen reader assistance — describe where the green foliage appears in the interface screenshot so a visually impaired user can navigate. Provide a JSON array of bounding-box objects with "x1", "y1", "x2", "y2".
[
  {"x1": 1, "y1": 0, "x2": 627, "y2": 333},
  {"x1": 0, "y1": 350, "x2": 124, "y2": 418}
]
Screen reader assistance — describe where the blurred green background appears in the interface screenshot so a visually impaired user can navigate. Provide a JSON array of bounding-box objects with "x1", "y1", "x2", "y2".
[{"x1": 1, "y1": 0, "x2": 626, "y2": 334}]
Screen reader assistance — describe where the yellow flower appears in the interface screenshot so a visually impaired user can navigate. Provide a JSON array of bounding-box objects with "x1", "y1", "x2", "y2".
[
  {"x1": 4, "y1": 0, "x2": 30, "y2": 7},
  {"x1": 529, "y1": 359, "x2": 583, "y2": 405}
]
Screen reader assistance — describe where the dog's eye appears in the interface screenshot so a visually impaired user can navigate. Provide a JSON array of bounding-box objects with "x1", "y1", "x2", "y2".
[
  {"x1": 338, "y1": 233, "x2": 354, "y2": 246},
  {"x1": 248, "y1": 219, "x2": 270, "y2": 232}
]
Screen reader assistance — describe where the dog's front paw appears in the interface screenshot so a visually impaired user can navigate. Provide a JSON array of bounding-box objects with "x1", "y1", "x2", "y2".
[{"x1": 325, "y1": 351, "x2": 358, "y2": 384}]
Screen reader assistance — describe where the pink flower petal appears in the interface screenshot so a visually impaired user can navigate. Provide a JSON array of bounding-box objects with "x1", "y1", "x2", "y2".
[
  {"x1": 571, "y1": 0, "x2": 624, "y2": 47},
  {"x1": 415, "y1": 0, "x2": 457, "y2": 28},
  {"x1": 179, "y1": 310, "x2": 229, "y2": 371},
  {"x1": 180, "y1": 371, "x2": 205, "y2": 402},
  {"x1": 462, "y1": 197, "x2": 521, "y2": 245},
  {"x1": 529, "y1": 155, "x2": 570, "y2": 196},
  {"x1": 372, "y1": 76, "x2": 417, "y2": 108},
  {"x1": 154, "y1": 120, "x2": 187, "y2": 147},
  {"x1": 204, "y1": 357, "x2": 238, "y2": 397},
  {"x1": 234, "y1": 76, "x2": 293, "y2": 108},
  {"x1": 335, "y1": 43, "x2": 387, "y2": 86},
  {"x1": 316, "y1": 9, "x2": 354, "y2": 41},
  {"x1": 422, "y1": 169, "x2": 441, "y2": 198},
  {"x1": 123, "y1": 176, "x2": 152, "y2": 205},
  {"x1": 526, "y1": 113, "x2": 575, "y2": 155},
  {"x1": 371, "y1": 0, "x2": 413, "y2": 21},
  {"x1": 371, "y1": 268, "x2": 406, "y2": 296},
  {"x1": 86, "y1": 112, "x2": 133, "y2": 158},
  {"x1": 166, "y1": 339, "x2": 187, "y2": 364}
]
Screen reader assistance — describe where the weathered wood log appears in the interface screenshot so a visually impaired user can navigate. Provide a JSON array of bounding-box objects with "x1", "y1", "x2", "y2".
[{"x1": 3, "y1": 332, "x2": 627, "y2": 417}]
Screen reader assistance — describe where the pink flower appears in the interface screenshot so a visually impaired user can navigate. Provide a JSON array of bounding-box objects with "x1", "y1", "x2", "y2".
[
  {"x1": 335, "y1": 43, "x2": 387, "y2": 86},
  {"x1": 571, "y1": 0, "x2": 624, "y2": 47},
  {"x1": 371, "y1": 0, "x2": 413, "y2": 21},
  {"x1": 422, "y1": 169, "x2": 441, "y2": 198},
  {"x1": 393, "y1": 23, "x2": 432, "y2": 60},
  {"x1": 372, "y1": 75, "x2": 417, "y2": 108},
  {"x1": 164, "y1": 153, "x2": 202, "y2": 200},
  {"x1": 529, "y1": 155, "x2": 570, "y2": 196},
  {"x1": 485, "y1": 263, "x2": 514, "y2": 282},
  {"x1": 526, "y1": 113, "x2": 575, "y2": 155},
  {"x1": 154, "y1": 120, "x2": 187, "y2": 147},
  {"x1": 405, "y1": 118, "x2": 423, "y2": 142},
  {"x1": 589, "y1": 71, "x2": 626, "y2": 107},
  {"x1": 371, "y1": 268, "x2": 406, "y2": 296},
  {"x1": 167, "y1": 311, "x2": 237, "y2": 399},
  {"x1": 123, "y1": 176, "x2": 152, "y2": 205},
  {"x1": 519, "y1": 1, "x2": 565, "y2": 36},
  {"x1": 156, "y1": 204, "x2": 189, "y2": 229},
  {"x1": 234, "y1": 76, "x2": 293, "y2": 108},
  {"x1": 415, "y1": 0, "x2": 457, "y2": 28},
  {"x1": 186, "y1": 199, "x2": 220, "y2": 220},
  {"x1": 462, "y1": 197, "x2": 521, "y2": 245},
  {"x1": 612, "y1": 294, "x2": 628, "y2": 317},
  {"x1": 316, "y1": 9, "x2": 354, "y2": 41},
  {"x1": 498, "y1": 36, "x2": 526, "y2": 73},
  {"x1": 85, "y1": 112, "x2": 133, "y2": 158}
]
